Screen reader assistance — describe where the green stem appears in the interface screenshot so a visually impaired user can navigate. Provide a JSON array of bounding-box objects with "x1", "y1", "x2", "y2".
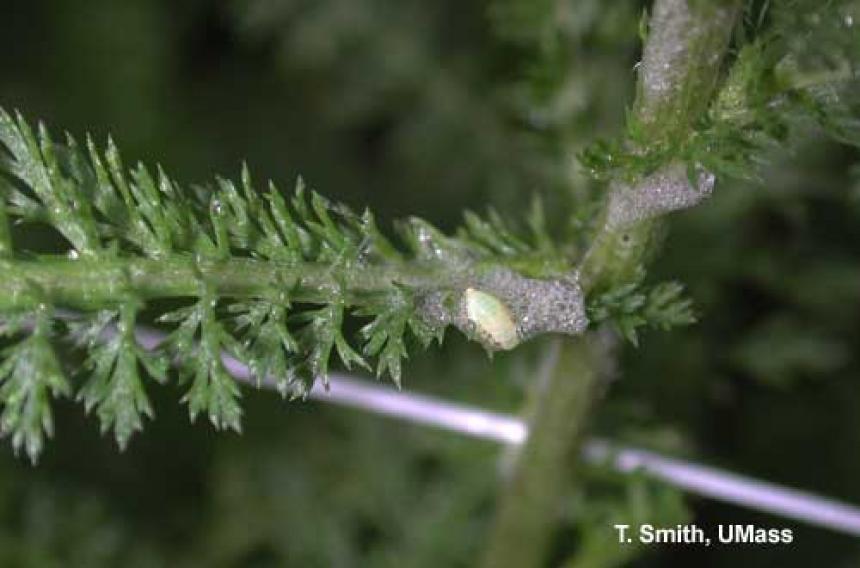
[
  {"x1": 0, "y1": 257, "x2": 439, "y2": 311},
  {"x1": 480, "y1": 337, "x2": 607, "y2": 568},
  {"x1": 634, "y1": 0, "x2": 741, "y2": 137},
  {"x1": 0, "y1": 253, "x2": 569, "y2": 312},
  {"x1": 581, "y1": 0, "x2": 740, "y2": 293},
  {"x1": 480, "y1": 2, "x2": 741, "y2": 566}
]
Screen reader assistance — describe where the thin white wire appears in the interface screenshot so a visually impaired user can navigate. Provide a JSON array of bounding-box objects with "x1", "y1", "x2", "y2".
[{"x1": 129, "y1": 324, "x2": 860, "y2": 537}]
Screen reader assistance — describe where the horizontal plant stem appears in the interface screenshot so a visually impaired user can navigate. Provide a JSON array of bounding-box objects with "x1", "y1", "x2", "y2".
[{"x1": 0, "y1": 256, "x2": 450, "y2": 310}]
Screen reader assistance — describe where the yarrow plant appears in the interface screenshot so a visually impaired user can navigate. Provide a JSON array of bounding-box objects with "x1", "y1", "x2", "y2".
[
  {"x1": 0, "y1": 97, "x2": 640, "y2": 457},
  {"x1": 0, "y1": 0, "x2": 856, "y2": 518},
  {"x1": 0, "y1": 2, "x2": 859, "y2": 567}
]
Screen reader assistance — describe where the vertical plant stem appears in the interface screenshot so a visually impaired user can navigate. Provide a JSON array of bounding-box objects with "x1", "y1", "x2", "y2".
[
  {"x1": 480, "y1": 336, "x2": 608, "y2": 568},
  {"x1": 480, "y1": 2, "x2": 741, "y2": 567}
]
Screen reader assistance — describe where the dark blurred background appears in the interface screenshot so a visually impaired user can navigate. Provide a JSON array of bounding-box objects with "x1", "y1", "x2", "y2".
[{"x1": 1, "y1": 0, "x2": 859, "y2": 566}]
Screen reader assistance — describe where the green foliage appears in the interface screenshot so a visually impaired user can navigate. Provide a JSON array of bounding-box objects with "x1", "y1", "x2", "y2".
[
  {"x1": 488, "y1": 0, "x2": 568, "y2": 108},
  {"x1": 71, "y1": 306, "x2": 168, "y2": 450},
  {"x1": 730, "y1": 315, "x2": 849, "y2": 387},
  {"x1": 294, "y1": 300, "x2": 369, "y2": 385},
  {"x1": 0, "y1": 0, "x2": 846, "y2": 465},
  {"x1": 1, "y1": 0, "x2": 859, "y2": 566},
  {"x1": 158, "y1": 290, "x2": 245, "y2": 432},
  {"x1": 580, "y1": 0, "x2": 860, "y2": 184},
  {"x1": 357, "y1": 286, "x2": 441, "y2": 387},
  {"x1": 0, "y1": 106, "x2": 583, "y2": 459},
  {"x1": 563, "y1": 471, "x2": 690, "y2": 568},
  {"x1": 229, "y1": 298, "x2": 298, "y2": 393},
  {"x1": 0, "y1": 186, "x2": 11, "y2": 258},
  {"x1": 587, "y1": 278, "x2": 696, "y2": 346},
  {"x1": 0, "y1": 309, "x2": 70, "y2": 464},
  {"x1": 0, "y1": 481, "x2": 167, "y2": 567},
  {"x1": 0, "y1": 115, "x2": 102, "y2": 256}
]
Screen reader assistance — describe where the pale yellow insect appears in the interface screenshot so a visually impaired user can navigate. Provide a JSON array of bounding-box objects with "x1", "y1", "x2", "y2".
[{"x1": 463, "y1": 288, "x2": 519, "y2": 351}]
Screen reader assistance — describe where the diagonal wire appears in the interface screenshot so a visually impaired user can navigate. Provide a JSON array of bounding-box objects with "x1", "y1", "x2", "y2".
[{"x1": 119, "y1": 323, "x2": 860, "y2": 537}]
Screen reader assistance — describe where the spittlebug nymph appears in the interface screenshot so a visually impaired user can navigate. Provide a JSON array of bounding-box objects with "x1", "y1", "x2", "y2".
[{"x1": 463, "y1": 288, "x2": 519, "y2": 351}]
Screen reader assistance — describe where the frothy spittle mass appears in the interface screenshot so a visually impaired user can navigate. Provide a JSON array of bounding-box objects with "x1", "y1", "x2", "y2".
[{"x1": 606, "y1": 163, "x2": 715, "y2": 230}]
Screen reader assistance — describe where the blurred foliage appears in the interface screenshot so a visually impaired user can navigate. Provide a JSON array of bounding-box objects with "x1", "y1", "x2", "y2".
[
  {"x1": 581, "y1": 0, "x2": 860, "y2": 185},
  {"x1": 1, "y1": 0, "x2": 859, "y2": 566}
]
